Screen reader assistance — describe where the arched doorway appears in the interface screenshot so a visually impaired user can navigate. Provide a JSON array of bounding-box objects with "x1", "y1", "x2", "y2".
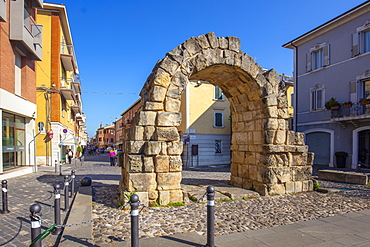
[
  {"x1": 304, "y1": 129, "x2": 334, "y2": 167},
  {"x1": 120, "y1": 33, "x2": 313, "y2": 205}
]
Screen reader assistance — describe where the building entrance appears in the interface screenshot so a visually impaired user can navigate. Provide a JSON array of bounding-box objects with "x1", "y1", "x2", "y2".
[{"x1": 359, "y1": 130, "x2": 370, "y2": 168}]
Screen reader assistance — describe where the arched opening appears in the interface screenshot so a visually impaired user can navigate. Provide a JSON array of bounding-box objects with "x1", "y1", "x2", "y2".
[{"x1": 120, "y1": 33, "x2": 313, "y2": 205}]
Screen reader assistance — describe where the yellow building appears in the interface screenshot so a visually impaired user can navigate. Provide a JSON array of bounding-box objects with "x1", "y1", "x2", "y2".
[
  {"x1": 179, "y1": 81, "x2": 231, "y2": 167},
  {"x1": 35, "y1": 3, "x2": 86, "y2": 165}
]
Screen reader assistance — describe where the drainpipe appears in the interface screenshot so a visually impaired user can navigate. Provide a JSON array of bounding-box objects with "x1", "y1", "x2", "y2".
[{"x1": 290, "y1": 42, "x2": 298, "y2": 132}]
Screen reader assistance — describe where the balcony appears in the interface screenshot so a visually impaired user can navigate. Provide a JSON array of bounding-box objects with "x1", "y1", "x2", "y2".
[
  {"x1": 331, "y1": 103, "x2": 370, "y2": 124},
  {"x1": 10, "y1": 1, "x2": 43, "y2": 60},
  {"x1": 60, "y1": 86, "x2": 76, "y2": 101},
  {"x1": 60, "y1": 42, "x2": 78, "y2": 73}
]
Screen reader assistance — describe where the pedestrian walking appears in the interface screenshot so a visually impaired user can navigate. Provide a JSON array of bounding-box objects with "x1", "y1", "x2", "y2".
[
  {"x1": 67, "y1": 149, "x2": 73, "y2": 164},
  {"x1": 109, "y1": 148, "x2": 116, "y2": 166}
]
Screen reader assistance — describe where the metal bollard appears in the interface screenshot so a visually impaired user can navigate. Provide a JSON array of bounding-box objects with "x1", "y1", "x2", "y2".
[
  {"x1": 1, "y1": 180, "x2": 10, "y2": 214},
  {"x1": 70, "y1": 170, "x2": 76, "y2": 198},
  {"x1": 64, "y1": 175, "x2": 70, "y2": 211},
  {"x1": 30, "y1": 203, "x2": 42, "y2": 247},
  {"x1": 206, "y1": 186, "x2": 215, "y2": 247},
  {"x1": 130, "y1": 194, "x2": 139, "y2": 247},
  {"x1": 59, "y1": 161, "x2": 62, "y2": 176},
  {"x1": 54, "y1": 160, "x2": 58, "y2": 173},
  {"x1": 52, "y1": 183, "x2": 62, "y2": 235}
]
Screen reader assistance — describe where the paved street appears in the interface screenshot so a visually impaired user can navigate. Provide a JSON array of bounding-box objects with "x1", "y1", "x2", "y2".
[{"x1": 1, "y1": 155, "x2": 370, "y2": 246}]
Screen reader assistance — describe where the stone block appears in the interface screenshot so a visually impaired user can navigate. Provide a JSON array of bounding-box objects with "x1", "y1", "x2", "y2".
[
  {"x1": 196, "y1": 34, "x2": 211, "y2": 49},
  {"x1": 157, "y1": 112, "x2": 182, "y2": 127},
  {"x1": 307, "y1": 152, "x2": 314, "y2": 165},
  {"x1": 128, "y1": 173, "x2": 157, "y2": 192},
  {"x1": 154, "y1": 155, "x2": 170, "y2": 173},
  {"x1": 227, "y1": 36, "x2": 240, "y2": 52},
  {"x1": 264, "y1": 106, "x2": 278, "y2": 118},
  {"x1": 170, "y1": 189, "x2": 183, "y2": 203},
  {"x1": 158, "y1": 190, "x2": 170, "y2": 205},
  {"x1": 268, "y1": 183, "x2": 285, "y2": 195},
  {"x1": 278, "y1": 119, "x2": 288, "y2": 130},
  {"x1": 206, "y1": 32, "x2": 219, "y2": 49},
  {"x1": 143, "y1": 156, "x2": 154, "y2": 173},
  {"x1": 264, "y1": 118, "x2": 278, "y2": 130},
  {"x1": 155, "y1": 127, "x2": 180, "y2": 141},
  {"x1": 302, "y1": 180, "x2": 313, "y2": 192},
  {"x1": 230, "y1": 175, "x2": 243, "y2": 187},
  {"x1": 249, "y1": 165, "x2": 257, "y2": 180},
  {"x1": 273, "y1": 167, "x2": 291, "y2": 183},
  {"x1": 285, "y1": 181, "x2": 295, "y2": 193},
  {"x1": 148, "y1": 190, "x2": 158, "y2": 200},
  {"x1": 165, "y1": 97, "x2": 181, "y2": 112},
  {"x1": 144, "y1": 126, "x2": 156, "y2": 141},
  {"x1": 253, "y1": 131, "x2": 264, "y2": 145},
  {"x1": 294, "y1": 181, "x2": 303, "y2": 193},
  {"x1": 160, "y1": 142, "x2": 167, "y2": 155},
  {"x1": 157, "y1": 172, "x2": 182, "y2": 190},
  {"x1": 218, "y1": 37, "x2": 228, "y2": 49},
  {"x1": 144, "y1": 141, "x2": 161, "y2": 155},
  {"x1": 150, "y1": 86, "x2": 167, "y2": 102},
  {"x1": 135, "y1": 192, "x2": 149, "y2": 206},
  {"x1": 230, "y1": 163, "x2": 238, "y2": 176},
  {"x1": 153, "y1": 68, "x2": 171, "y2": 87},
  {"x1": 253, "y1": 182, "x2": 268, "y2": 196},
  {"x1": 232, "y1": 151, "x2": 245, "y2": 163},
  {"x1": 245, "y1": 152, "x2": 256, "y2": 165},
  {"x1": 126, "y1": 141, "x2": 145, "y2": 154},
  {"x1": 183, "y1": 37, "x2": 202, "y2": 55},
  {"x1": 137, "y1": 111, "x2": 157, "y2": 126},
  {"x1": 159, "y1": 56, "x2": 180, "y2": 76},
  {"x1": 144, "y1": 101, "x2": 164, "y2": 111},
  {"x1": 292, "y1": 166, "x2": 312, "y2": 181},
  {"x1": 242, "y1": 178, "x2": 253, "y2": 190},
  {"x1": 318, "y1": 170, "x2": 346, "y2": 182},
  {"x1": 275, "y1": 130, "x2": 286, "y2": 144},
  {"x1": 238, "y1": 164, "x2": 249, "y2": 178},
  {"x1": 169, "y1": 156, "x2": 183, "y2": 172},
  {"x1": 129, "y1": 126, "x2": 144, "y2": 141},
  {"x1": 345, "y1": 173, "x2": 368, "y2": 185},
  {"x1": 167, "y1": 141, "x2": 183, "y2": 155},
  {"x1": 125, "y1": 155, "x2": 143, "y2": 173},
  {"x1": 264, "y1": 130, "x2": 276, "y2": 144}
]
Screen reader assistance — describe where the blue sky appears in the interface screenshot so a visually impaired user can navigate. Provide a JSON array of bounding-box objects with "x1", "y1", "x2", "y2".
[{"x1": 49, "y1": 0, "x2": 366, "y2": 137}]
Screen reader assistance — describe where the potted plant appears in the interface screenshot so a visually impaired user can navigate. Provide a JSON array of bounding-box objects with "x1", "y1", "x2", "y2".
[
  {"x1": 335, "y1": 151, "x2": 348, "y2": 168},
  {"x1": 325, "y1": 97, "x2": 340, "y2": 110},
  {"x1": 359, "y1": 98, "x2": 370, "y2": 105},
  {"x1": 341, "y1": 101, "x2": 352, "y2": 108}
]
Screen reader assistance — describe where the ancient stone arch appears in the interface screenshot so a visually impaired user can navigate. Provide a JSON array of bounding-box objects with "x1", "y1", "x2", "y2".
[{"x1": 120, "y1": 33, "x2": 313, "y2": 205}]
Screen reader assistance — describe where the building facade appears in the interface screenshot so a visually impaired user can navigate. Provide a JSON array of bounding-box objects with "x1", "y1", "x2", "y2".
[
  {"x1": 283, "y1": 1, "x2": 370, "y2": 168},
  {"x1": 36, "y1": 3, "x2": 86, "y2": 164},
  {"x1": 95, "y1": 124, "x2": 115, "y2": 149},
  {"x1": 0, "y1": 0, "x2": 43, "y2": 174}
]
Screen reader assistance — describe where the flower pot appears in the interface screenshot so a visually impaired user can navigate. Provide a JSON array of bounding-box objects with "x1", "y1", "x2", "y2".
[
  {"x1": 330, "y1": 106, "x2": 340, "y2": 110},
  {"x1": 342, "y1": 104, "x2": 352, "y2": 108},
  {"x1": 360, "y1": 101, "x2": 370, "y2": 105}
]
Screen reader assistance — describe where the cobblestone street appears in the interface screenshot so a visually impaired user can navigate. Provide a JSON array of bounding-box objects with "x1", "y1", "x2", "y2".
[{"x1": 1, "y1": 154, "x2": 370, "y2": 246}]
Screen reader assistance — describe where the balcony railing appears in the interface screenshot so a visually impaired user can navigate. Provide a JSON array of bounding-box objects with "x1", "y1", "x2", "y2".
[{"x1": 331, "y1": 103, "x2": 370, "y2": 119}]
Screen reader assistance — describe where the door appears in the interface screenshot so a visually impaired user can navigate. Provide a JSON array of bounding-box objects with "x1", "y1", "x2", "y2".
[
  {"x1": 359, "y1": 130, "x2": 370, "y2": 168},
  {"x1": 306, "y1": 132, "x2": 330, "y2": 165}
]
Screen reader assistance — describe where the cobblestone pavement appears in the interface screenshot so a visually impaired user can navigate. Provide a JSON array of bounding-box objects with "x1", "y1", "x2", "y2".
[{"x1": 2, "y1": 155, "x2": 370, "y2": 246}]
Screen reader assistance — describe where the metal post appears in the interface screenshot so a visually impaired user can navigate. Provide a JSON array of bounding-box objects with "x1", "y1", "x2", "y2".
[
  {"x1": 59, "y1": 161, "x2": 62, "y2": 176},
  {"x1": 206, "y1": 186, "x2": 215, "y2": 247},
  {"x1": 70, "y1": 170, "x2": 76, "y2": 197},
  {"x1": 64, "y1": 175, "x2": 69, "y2": 211},
  {"x1": 30, "y1": 203, "x2": 42, "y2": 247},
  {"x1": 52, "y1": 183, "x2": 62, "y2": 235},
  {"x1": 54, "y1": 160, "x2": 58, "y2": 173},
  {"x1": 1, "y1": 180, "x2": 10, "y2": 214},
  {"x1": 130, "y1": 194, "x2": 139, "y2": 247}
]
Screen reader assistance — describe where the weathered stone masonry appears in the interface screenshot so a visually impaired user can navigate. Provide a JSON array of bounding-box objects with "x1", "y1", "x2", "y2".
[{"x1": 119, "y1": 33, "x2": 314, "y2": 205}]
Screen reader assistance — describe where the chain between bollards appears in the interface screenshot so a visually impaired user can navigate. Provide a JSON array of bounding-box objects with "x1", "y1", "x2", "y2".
[
  {"x1": 206, "y1": 186, "x2": 215, "y2": 247},
  {"x1": 52, "y1": 183, "x2": 62, "y2": 235},
  {"x1": 64, "y1": 175, "x2": 69, "y2": 211},
  {"x1": 1, "y1": 180, "x2": 10, "y2": 214},
  {"x1": 30, "y1": 203, "x2": 42, "y2": 247},
  {"x1": 130, "y1": 194, "x2": 139, "y2": 247}
]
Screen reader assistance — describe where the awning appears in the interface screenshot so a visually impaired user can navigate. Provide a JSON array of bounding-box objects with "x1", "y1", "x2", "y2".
[
  {"x1": 60, "y1": 134, "x2": 76, "y2": 146},
  {"x1": 60, "y1": 54, "x2": 76, "y2": 72},
  {"x1": 74, "y1": 82, "x2": 81, "y2": 94},
  {"x1": 71, "y1": 105, "x2": 81, "y2": 114},
  {"x1": 60, "y1": 88, "x2": 76, "y2": 101}
]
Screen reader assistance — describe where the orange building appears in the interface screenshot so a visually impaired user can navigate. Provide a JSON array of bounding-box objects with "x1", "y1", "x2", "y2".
[
  {"x1": 0, "y1": 0, "x2": 43, "y2": 174},
  {"x1": 96, "y1": 124, "x2": 115, "y2": 149}
]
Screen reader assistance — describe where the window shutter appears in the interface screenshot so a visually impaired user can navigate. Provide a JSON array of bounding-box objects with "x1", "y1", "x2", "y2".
[
  {"x1": 349, "y1": 80, "x2": 357, "y2": 103},
  {"x1": 323, "y1": 44, "x2": 330, "y2": 66},
  {"x1": 306, "y1": 53, "x2": 311, "y2": 72},
  {"x1": 317, "y1": 89, "x2": 323, "y2": 109},
  {"x1": 352, "y1": 33, "x2": 359, "y2": 56}
]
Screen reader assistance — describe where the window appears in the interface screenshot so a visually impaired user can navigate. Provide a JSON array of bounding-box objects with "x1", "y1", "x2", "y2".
[
  {"x1": 15, "y1": 52, "x2": 22, "y2": 96},
  {"x1": 99, "y1": 137, "x2": 101, "y2": 142},
  {"x1": 353, "y1": 21, "x2": 370, "y2": 56},
  {"x1": 215, "y1": 140, "x2": 222, "y2": 153},
  {"x1": 111, "y1": 138, "x2": 114, "y2": 142},
  {"x1": 214, "y1": 112, "x2": 224, "y2": 127},
  {"x1": 310, "y1": 85, "x2": 325, "y2": 111},
  {"x1": 214, "y1": 86, "x2": 224, "y2": 100},
  {"x1": 290, "y1": 92, "x2": 294, "y2": 108},
  {"x1": 307, "y1": 43, "x2": 329, "y2": 72}
]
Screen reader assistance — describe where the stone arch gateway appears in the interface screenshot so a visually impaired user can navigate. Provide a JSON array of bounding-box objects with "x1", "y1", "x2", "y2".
[{"x1": 120, "y1": 33, "x2": 314, "y2": 205}]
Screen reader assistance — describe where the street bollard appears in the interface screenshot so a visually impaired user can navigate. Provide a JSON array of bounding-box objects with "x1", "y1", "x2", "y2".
[
  {"x1": 1, "y1": 180, "x2": 10, "y2": 214},
  {"x1": 130, "y1": 194, "x2": 139, "y2": 247},
  {"x1": 70, "y1": 170, "x2": 76, "y2": 198},
  {"x1": 59, "y1": 161, "x2": 62, "y2": 176},
  {"x1": 52, "y1": 183, "x2": 62, "y2": 235},
  {"x1": 54, "y1": 160, "x2": 58, "y2": 173},
  {"x1": 64, "y1": 175, "x2": 70, "y2": 211},
  {"x1": 206, "y1": 186, "x2": 215, "y2": 247},
  {"x1": 30, "y1": 203, "x2": 42, "y2": 247}
]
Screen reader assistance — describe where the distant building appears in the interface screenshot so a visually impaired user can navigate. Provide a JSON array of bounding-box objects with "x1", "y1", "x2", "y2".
[
  {"x1": 96, "y1": 125, "x2": 115, "y2": 149},
  {"x1": 0, "y1": 0, "x2": 43, "y2": 174},
  {"x1": 283, "y1": 1, "x2": 370, "y2": 168}
]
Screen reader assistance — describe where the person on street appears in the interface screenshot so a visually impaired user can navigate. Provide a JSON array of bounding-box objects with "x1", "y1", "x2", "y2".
[
  {"x1": 109, "y1": 148, "x2": 116, "y2": 166},
  {"x1": 67, "y1": 149, "x2": 73, "y2": 164}
]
